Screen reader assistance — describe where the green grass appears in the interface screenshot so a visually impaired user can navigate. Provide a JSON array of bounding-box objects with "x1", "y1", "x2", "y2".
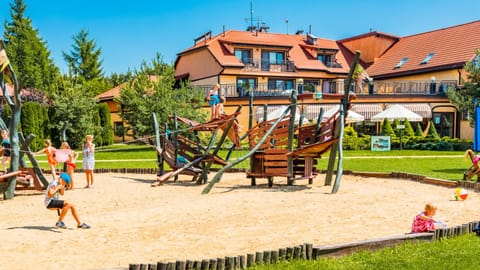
[
  {"x1": 249, "y1": 234, "x2": 480, "y2": 270},
  {"x1": 28, "y1": 145, "x2": 471, "y2": 181}
]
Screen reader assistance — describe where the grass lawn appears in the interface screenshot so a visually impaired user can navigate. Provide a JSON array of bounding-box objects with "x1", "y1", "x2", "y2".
[
  {"x1": 28, "y1": 145, "x2": 471, "y2": 181},
  {"x1": 249, "y1": 234, "x2": 480, "y2": 270}
]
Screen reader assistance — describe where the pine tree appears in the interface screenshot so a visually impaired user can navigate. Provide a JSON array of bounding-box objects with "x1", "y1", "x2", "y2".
[
  {"x1": 380, "y1": 119, "x2": 395, "y2": 137},
  {"x1": 427, "y1": 120, "x2": 440, "y2": 138},
  {"x1": 3, "y1": 0, "x2": 60, "y2": 92},
  {"x1": 63, "y1": 29, "x2": 104, "y2": 81},
  {"x1": 415, "y1": 123, "x2": 424, "y2": 137},
  {"x1": 404, "y1": 119, "x2": 415, "y2": 137}
]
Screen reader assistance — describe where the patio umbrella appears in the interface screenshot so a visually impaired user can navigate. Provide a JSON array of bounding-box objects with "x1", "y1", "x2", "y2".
[
  {"x1": 322, "y1": 105, "x2": 365, "y2": 123},
  {"x1": 370, "y1": 104, "x2": 423, "y2": 122}
]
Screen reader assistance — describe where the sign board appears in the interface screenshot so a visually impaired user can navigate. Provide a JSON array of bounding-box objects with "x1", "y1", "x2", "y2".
[
  {"x1": 396, "y1": 124, "x2": 405, "y2": 129},
  {"x1": 371, "y1": 136, "x2": 391, "y2": 151}
]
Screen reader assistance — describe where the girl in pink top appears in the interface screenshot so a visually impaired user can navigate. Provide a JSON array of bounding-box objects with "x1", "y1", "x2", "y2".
[{"x1": 411, "y1": 203, "x2": 447, "y2": 233}]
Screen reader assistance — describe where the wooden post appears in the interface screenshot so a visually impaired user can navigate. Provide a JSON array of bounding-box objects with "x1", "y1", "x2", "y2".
[
  {"x1": 202, "y1": 106, "x2": 291, "y2": 194},
  {"x1": 0, "y1": 40, "x2": 21, "y2": 199},
  {"x1": 287, "y1": 90, "x2": 298, "y2": 185},
  {"x1": 332, "y1": 50, "x2": 361, "y2": 194}
]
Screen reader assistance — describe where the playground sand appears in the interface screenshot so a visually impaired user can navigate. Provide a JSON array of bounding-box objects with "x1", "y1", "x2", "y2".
[{"x1": 1, "y1": 172, "x2": 479, "y2": 270}]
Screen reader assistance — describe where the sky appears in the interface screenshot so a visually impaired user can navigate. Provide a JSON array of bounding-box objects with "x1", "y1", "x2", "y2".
[{"x1": 1, "y1": 0, "x2": 479, "y2": 76}]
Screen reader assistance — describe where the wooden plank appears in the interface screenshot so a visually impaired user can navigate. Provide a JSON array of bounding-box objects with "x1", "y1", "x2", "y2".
[
  {"x1": 265, "y1": 168, "x2": 288, "y2": 174},
  {"x1": 264, "y1": 154, "x2": 288, "y2": 160},
  {"x1": 264, "y1": 161, "x2": 288, "y2": 167}
]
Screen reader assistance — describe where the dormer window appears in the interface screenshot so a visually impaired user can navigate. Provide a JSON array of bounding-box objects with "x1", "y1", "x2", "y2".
[
  {"x1": 421, "y1": 53, "x2": 435, "y2": 64},
  {"x1": 317, "y1": 54, "x2": 332, "y2": 65},
  {"x1": 395, "y1": 57, "x2": 408, "y2": 69}
]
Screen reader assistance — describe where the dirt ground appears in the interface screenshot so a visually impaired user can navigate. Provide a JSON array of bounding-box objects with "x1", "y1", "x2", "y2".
[{"x1": 1, "y1": 172, "x2": 479, "y2": 270}]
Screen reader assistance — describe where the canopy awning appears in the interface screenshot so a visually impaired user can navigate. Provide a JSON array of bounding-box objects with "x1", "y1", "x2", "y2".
[
  {"x1": 351, "y1": 103, "x2": 383, "y2": 120},
  {"x1": 303, "y1": 104, "x2": 338, "y2": 120},
  {"x1": 385, "y1": 103, "x2": 432, "y2": 118}
]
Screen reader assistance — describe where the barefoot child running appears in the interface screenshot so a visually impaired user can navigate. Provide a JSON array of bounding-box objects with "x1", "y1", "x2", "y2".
[{"x1": 44, "y1": 173, "x2": 90, "y2": 229}]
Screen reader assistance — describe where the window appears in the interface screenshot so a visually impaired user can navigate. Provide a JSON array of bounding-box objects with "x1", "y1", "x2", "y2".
[
  {"x1": 234, "y1": 49, "x2": 252, "y2": 64},
  {"x1": 474, "y1": 54, "x2": 480, "y2": 68},
  {"x1": 237, "y1": 78, "x2": 257, "y2": 96},
  {"x1": 421, "y1": 53, "x2": 435, "y2": 64},
  {"x1": 395, "y1": 57, "x2": 408, "y2": 68},
  {"x1": 261, "y1": 51, "x2": 285, "y2": 71},
  {"x1": 114, "y1": 121, "x2": 124, "y2": 137},
  {"x1": 268, "y1": 79, "x2": 294, "y2": 91},
  {"x1": 303, "y1": 80, "x2": 319, "y2": 93},
  {"x1": 317, "y1": 54, "x2": 332, "y2": 65}
]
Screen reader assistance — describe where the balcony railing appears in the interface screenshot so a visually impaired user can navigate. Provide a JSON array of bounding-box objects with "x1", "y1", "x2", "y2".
[
  {"x1": 240, "y1": 58, "x2": 295, "y2": 72},
  {"x1": 195, "y1": 80, "x2": 458, "y2": 99}
]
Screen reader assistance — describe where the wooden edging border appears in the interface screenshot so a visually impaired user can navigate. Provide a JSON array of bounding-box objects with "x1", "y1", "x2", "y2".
[{"x1": 128, "y1": 221, "x2": 480, "y2": 270}]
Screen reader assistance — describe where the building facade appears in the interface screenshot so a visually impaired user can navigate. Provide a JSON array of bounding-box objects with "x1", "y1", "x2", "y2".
[{"x1": 173, "y1": 20, "x2": 480, "y2": 139}]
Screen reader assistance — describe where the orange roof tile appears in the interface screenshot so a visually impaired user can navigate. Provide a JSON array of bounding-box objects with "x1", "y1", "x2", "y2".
[
  {"x1": 367, "y1": 20, "x2": 480, "y2": 78},
  {"x1": 96, "y1": 83, "x2": 125, "y2": 101},
  {"x1": 177, "y1": 30, "x2": 350, "y2": 73}
]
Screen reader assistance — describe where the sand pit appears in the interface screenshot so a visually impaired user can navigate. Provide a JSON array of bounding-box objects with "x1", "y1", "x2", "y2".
[{"x1": 1, "y1": 172, "x2": 479, "y2": 270}]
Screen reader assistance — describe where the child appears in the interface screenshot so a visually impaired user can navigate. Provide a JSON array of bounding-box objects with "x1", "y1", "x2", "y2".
[
  {"x1": 82, "y1": 135, "x2": 95, "y2": 188},
  {"x1": 411, "y1": 203, "x2": 447, "y2": 233},
  {"x1": 0, "y1": 129, "x2": 10, "y2": 172},
  {"x1": 61, "y1": 142, "x2": 78, "y2": 189},
  {"x1": 218, "y1": 95, "x2": 226, "y2": 115},
  {"x1": 208, "y1": 83, "x2": 220, "y2": 120},
  {"x1": 44, "y1": 173, "x2": 90, "y2": 229},
  {"x1": 35, "y1": 139, "x2": 58, "y2": 180}
]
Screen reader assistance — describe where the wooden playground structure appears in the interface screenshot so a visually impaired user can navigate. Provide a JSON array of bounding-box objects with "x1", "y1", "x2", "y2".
[{"x1": 150, "y1": 52, "x2": 361, "y2": 194}]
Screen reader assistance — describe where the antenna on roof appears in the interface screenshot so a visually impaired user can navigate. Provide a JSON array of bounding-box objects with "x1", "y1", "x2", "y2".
[
  {"x1": 285, "y1": 18, "x2": 289, "y2": 34},
  {"x1": 244, "y1": 0, "x2": 267, "y2": 32}
]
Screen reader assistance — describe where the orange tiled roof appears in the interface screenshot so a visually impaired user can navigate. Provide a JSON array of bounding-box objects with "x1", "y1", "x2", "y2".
[
  {"x1": 96, "y1": 83, "x2": 126, "y2": 101},
  {"x1": 367, "y1": 20, "x2": 480, "y2": 78},
  {"x1": 177, "y1": 30, "x2": 350, "y2": 73}
]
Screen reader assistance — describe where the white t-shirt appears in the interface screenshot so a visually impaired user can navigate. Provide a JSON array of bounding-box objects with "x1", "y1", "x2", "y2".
[{"x1": 44, "y1": 180, "x2": 60, "y2": 207}]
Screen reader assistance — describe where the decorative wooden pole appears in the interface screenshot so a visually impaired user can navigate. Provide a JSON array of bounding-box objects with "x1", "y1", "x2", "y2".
[
  {"x1": 287, "y1": 89, "x2": 298, "y2": 185},
  {"x1": 0, "y1": 40, "x2": 21, "y2": 199},
  {"x1": 331, "y1": 50, "x2": 361, "y2": 194},
  {"x1": 202, "y1": 106, "x2": 291, "y2": 194}
]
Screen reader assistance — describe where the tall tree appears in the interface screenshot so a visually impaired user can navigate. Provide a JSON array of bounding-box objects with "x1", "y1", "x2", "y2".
[
  {"x1": 117, "y1": 53, "x2": 206, "y2": 137},
  {"x1": 49, "y1": 81, "x2": 98, "y2": 148},
  {"x1": 3, "y1": 0, "x2": 60, "y2": 93},
  {"x1": 62, "y1": 29, "x2": 104, "y2": 81},
  {"x1": 447, "y1": 50, "x2": 480, "y2": 126}
]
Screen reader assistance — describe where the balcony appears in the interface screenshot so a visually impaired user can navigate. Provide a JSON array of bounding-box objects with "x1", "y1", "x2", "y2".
[
  {"x1": 240, "y1": 58, "x2": 295, "y2": 73},
  {"x1": 196, "y1": 80, "x2": 458, "y2": 99}
]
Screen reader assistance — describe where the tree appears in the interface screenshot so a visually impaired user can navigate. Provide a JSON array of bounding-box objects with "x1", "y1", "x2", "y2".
[
  {"x1": 62, "y1": 29, "x2": 109, "y2": 95},
  {"x1": 404, "y1": 119, "x2": 415, "y2": 137},
  {"x1": 415, "y1": 123, "x2": 424, "y2": 137},
  {"x1": 427, "y1": 120, "x2": 440, "y2": 138},
  {"x1": 117, "y1": 54, "x2": 206, "y2": 137},
  {"x1": 380, "y1": 119, "x2": 395, "y2": 137},
  {"x1": 49, "y1": 82, "x2": 98, "y2": 148},
  {"x1": 63, "y1": 29, "x2": 103, "y2": 80},
  {"x1": 3, "y1": 0, "x2": 60, "y2": 93},
  {"x1": 447, "y1": 50, "x2": 480, "y2": 126},
  {"x1": 95, "y1": 103, "x2": 114, "y2": 146}
]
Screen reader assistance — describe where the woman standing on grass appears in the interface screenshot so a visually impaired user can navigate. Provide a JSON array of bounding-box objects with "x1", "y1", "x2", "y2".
[{"x1": 82, "y1": 135, "x2": 95, "y2": 188}]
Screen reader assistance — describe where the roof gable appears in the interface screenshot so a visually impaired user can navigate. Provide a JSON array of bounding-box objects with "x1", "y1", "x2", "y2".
[
  {"x1": 176, "y1": 30, "x2": 349, "y2": 73},
  {"x1": 367, "y1": 20, "x2": 480, "y2": 78}
]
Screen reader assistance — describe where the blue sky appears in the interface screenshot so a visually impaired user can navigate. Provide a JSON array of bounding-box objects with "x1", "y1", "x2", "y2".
[{"x1": 1, "y1": 0, "x2": 479, "y2": 75}]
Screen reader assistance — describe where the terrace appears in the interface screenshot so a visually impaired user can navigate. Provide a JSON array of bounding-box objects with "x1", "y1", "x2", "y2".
[{"x1": 196, "y1": 80, "x2": 458, "y2": 98}]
